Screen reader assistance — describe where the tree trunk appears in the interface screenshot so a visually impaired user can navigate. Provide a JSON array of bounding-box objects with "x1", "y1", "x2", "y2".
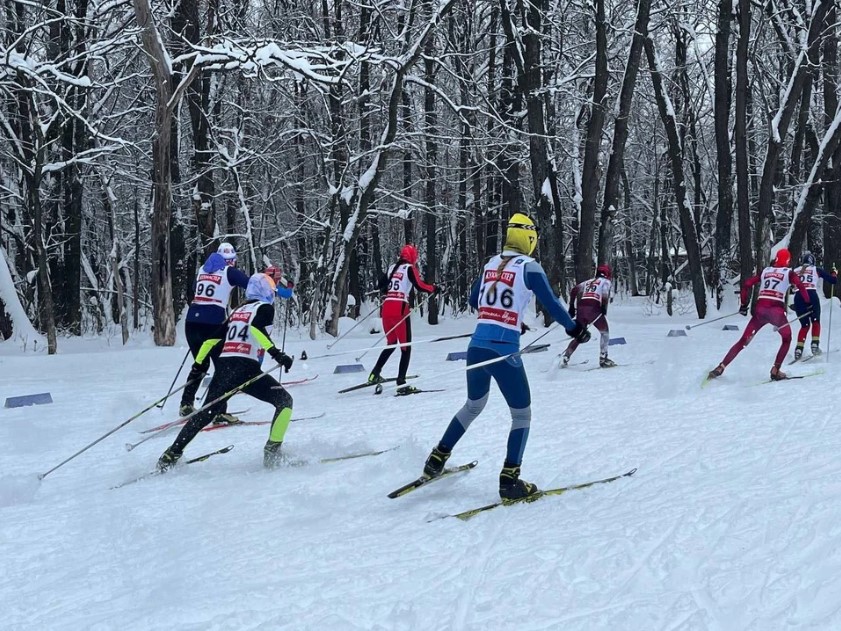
[
  {"x1": 576, "y1": 0, "x2": 608, "y2": 282},
  {"x1": 824, "y1": 3, "x2": 841, "y2": 287},
  {"x1": 754, "y1": 1, "x2": 830, "y2": 266},
  {"x1": 713, "y1": 0, "x2": 734, "y2": 306},
  {"x1": 597, "y1": 0, "x2": 651, "y2": 266},
  {"x1": 735, "y1": 0, "x2": 753, "y2": 280},
  {"x1": 134, "y1": 0, "x2": 176, "y2": 345},
  {"x1": 645, "y1": 37, "x2": 707, "y2": 317},
  {"x1": 423, "y1": 15, "x2": 439, "y2": 325}
]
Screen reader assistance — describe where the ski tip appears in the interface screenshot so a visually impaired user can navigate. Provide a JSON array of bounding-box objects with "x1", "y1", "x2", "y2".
[
  {"x1": 626, "y1": 467, "x2": 638, "y2": 476},
  {"x1": 125, "y1": 443, "x2": 134, "y2": 452},
  {"x1": 221, "y1": 445, "x2": 235, "y2": 453}
]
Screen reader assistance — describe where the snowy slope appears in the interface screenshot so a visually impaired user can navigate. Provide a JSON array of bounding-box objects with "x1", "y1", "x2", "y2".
[{"x1": 3, "y1": 299, "x2": 841, "y2": 630}]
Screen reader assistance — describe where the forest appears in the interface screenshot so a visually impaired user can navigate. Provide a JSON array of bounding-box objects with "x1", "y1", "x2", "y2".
[{"x1": 0, "y1": 0, "x2": 839, "y2": 352}]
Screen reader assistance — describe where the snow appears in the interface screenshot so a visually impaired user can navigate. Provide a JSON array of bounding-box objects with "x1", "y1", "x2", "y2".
[
  {"x1": 4, "y1": 299, "x2": 841, "y2": 627},
  {"x1": 0, "y1": 247, "x2": 44, "y2": 347}
]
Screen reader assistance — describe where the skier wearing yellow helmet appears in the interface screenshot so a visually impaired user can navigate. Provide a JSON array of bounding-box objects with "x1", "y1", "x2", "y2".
[{"x1": 421, "y1": 213, "x2": 591, "y2": 500}]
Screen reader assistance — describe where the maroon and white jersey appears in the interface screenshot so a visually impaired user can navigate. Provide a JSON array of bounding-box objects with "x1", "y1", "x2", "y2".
[
  {"x1": 192, "y1": 266, "x2": 235, "y2": 310},
  {"x1": 576, "y1": 277, "x2": 611, "y2": 306},
  {"x1": 476, "y1": 253, "x2": 534, "y2": 332},
  {"x1": 757, "y1": 266, "x2": 792, "y2": 303},
  {"x1": 796, "y1": 264, "x2": 818, "y2": 290},
  {"x1": 384, "y1": 263, "x2": 413, "y2": 304}
]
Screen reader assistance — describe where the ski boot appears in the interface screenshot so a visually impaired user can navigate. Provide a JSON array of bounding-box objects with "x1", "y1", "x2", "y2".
[
  {"x1": 211, "y1": 412, "x2": 242, "y2": 426},
  {"x1": 263, "y1": 440, "x2": 284, "y2": 469},
  {"x1": 793, "y1": 347, "x2": 803, "y2": 361},
  {"x1": 599, "y1": 355, "x2": 617, "y2": 368},
  {"x1": 179, "y1": 403, "x2": 195, "y2": 417},
  {"x1": 811, "y1": 343, "x2": 822, "y2": 356},
  {"x1": 423, "y1": 444, "x2": 452, "y2": 478},
  {"x1": 367, "y1": 372, "x2": 384, "y2": 385},
  {"x1": 396, "y1": 385, "x2": 420, "y2": 396},
  {"x1": 560, "y1": 353, "x2": 571, "y2": 368},
  {"x1": 770, "y1": 365, "x2": 788, "y2": 381},
  {"x1": 157, "y1": 447, "x2": 182, "y2": 473},
  {"x1": 499, "y1": 463, "x2": 539, "y2": 500},
  {"x1": 707, "y1": 363, "x2": 725, "y2": 380}
]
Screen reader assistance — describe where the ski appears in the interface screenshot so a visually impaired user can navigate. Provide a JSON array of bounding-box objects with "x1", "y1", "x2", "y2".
[
  {"x1": 584, "y1": 360, "x2": 649, "y2": 372},
  {"x1": 757, "y1": 369, "x2": 824, "y2": 385},
  {"x1": 338, "y1": 375, "x2": 418, "y2": 394},
  {"x1": 393, "y1": 388, "x2": 446, "y2": 397},
  {"x1": 320, "y1": 446, "x2": 397, "y2": 463},
  {"x1": 280, "y1": 374, "x2": 319, "y2": 387},
  {"x1": 200, "y1": 412, "x2": 326, "y2": 432},
  {"x1": 433, "y1": 467, "x2": 637, "y2": 522},
  {"x1": 141, "y1": 409, "x2": 251, "y2": 434},
  {"x1": 112, "y1": 445, "x2": 235, "y2": 489},
  {"x1": 387, "y1": 461, "x2": 478, "y2": 499}
]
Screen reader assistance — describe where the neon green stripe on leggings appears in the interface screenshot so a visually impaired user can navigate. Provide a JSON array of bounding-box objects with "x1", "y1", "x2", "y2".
[{"x1": 269, "y1": 407, "x2": 293, "y2": 443}]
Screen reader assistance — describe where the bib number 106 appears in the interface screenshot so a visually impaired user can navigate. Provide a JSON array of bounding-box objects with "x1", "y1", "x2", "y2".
[{"x1": 479, "y1": 285, "x2": 513, "y2": 308}]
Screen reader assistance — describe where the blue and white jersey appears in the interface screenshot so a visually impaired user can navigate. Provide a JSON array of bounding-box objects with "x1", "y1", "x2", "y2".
[
  {"x1": 469, "y1": 250, "x2": 575, "y2": 353},
  {"x1": 186, "y1": 253, "x2": 250, "y2": 325}
]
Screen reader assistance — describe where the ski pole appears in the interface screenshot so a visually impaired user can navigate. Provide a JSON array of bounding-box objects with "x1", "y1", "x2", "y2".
[
  {"x1": 356, "y1": 293, "x2": 432, "y2": 362},
  {"x1": 278, "y1": 296, "x2": 292, "y2": 385},
  {"x1": 427, "y1": 317, "x2": 598, "y2": 382},
  {"x1": 124, "y1": 361, "x2": 284, "y2": 452},
  {"x1": 326, "y1": 301, "x2": 381, "y2": 349},
  {"x1": 829, "y1": 270, "x2": 835, "y2": 363},
  {"x1": 39, "y1": 379, "x2": 196, "y2": 480},
  {"x1": 685, "y1": 311, "x2": 741, "y2": 330},
  {"x1": 306, "y1": 332, "x2": 473, "y2": 361},
  {"x1": 773, "y1": 308, "x2": 812, "y2": 332},
  {"x1": 155, "y1": 348, "x2": 191, "y2": 409}
]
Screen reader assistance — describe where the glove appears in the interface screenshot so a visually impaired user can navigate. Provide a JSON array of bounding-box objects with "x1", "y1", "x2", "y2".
[
  {"x1": 520, "y1": 322, "x2": 531, "y2": 335},
  {"x1": 269, "y1": 347, "x2": 294, "y2": 372},
  {"x1": 832, "y1": 265, "x2": 837, "y2": 277},
  {"x1": 276, "y1": 284, "x2": 293, "y2": 299},
  {"x1": 565, "y1": 322, "x2": 591, "y2": 344},
  {"x1": 568, "y1": 306, "x2": 576, "y2": 319},
  {"x1": 739, "y1": 303, "x2": 749, "y2": 316},
  {"x1": 600, "y1": 305, "x2": 607, "y2": 316},
  {"x1": 433, "y1": 284, "x2": 443, "y2": 296}
]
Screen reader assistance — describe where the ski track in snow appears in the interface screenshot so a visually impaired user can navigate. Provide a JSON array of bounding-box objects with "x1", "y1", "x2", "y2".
[{"x1": 4, "y1": 301, "x2": 841, "y2": 629}]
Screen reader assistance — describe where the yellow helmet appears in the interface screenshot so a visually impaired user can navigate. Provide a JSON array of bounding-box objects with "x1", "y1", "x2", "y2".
[{"x1": 503, "y1": 213, "x2": 538, "y2": 255}]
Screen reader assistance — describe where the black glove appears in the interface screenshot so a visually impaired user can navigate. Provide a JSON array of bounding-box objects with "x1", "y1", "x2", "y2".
[
  {"x1": 269, "y1": 347, "x2": 294, "y2": 372},
  {"x1": 568, "y1": 306, "x2": 576, "y2": 319},
  {"x1": 520, "y1": 322, "x2": 531, "y2": 335},
  {"x1": 739, "y1": 303, "x2": 749, "y2": 316},
  {"x1": 600, "y1": 305, "x2": 607, "y2": 316},
  {"x1": 565, "y1": 322, "x2": 591, "y2": 344},
  {"x1": 433, "y1": 284, "x2": 443, "y2": 296}
]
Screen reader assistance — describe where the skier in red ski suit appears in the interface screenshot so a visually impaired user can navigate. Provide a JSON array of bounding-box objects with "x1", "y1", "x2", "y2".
[
  {"x1": 368, "y1": 244, "x2": 437, "y2": 394},
  {"x1": 708, "y1": 248, "x2": 810, "y2": 381}
]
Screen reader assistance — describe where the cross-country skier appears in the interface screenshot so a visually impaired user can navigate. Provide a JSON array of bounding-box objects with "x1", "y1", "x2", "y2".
[
  {"x1": 791, "y1": 251, "x2": 837, "y2": 360},
  {"x1": 367, "y1": 244, "x2": 438, "y2": 395},
  {"x1": 158, "y1": 273, "x2": 296, "y2": 472},
  {"x1": 561, "y1": 264, "x2": 613, "y2": 368},
  {"x1": 421, "y1": 213, "x2": 591, "y2": 500},
  {"x1": 707, "y1": 248, "x2": 810, "y2": 381},
  {"x1": 179, "y1": 242, "x2": 249, "y2": 424}
]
